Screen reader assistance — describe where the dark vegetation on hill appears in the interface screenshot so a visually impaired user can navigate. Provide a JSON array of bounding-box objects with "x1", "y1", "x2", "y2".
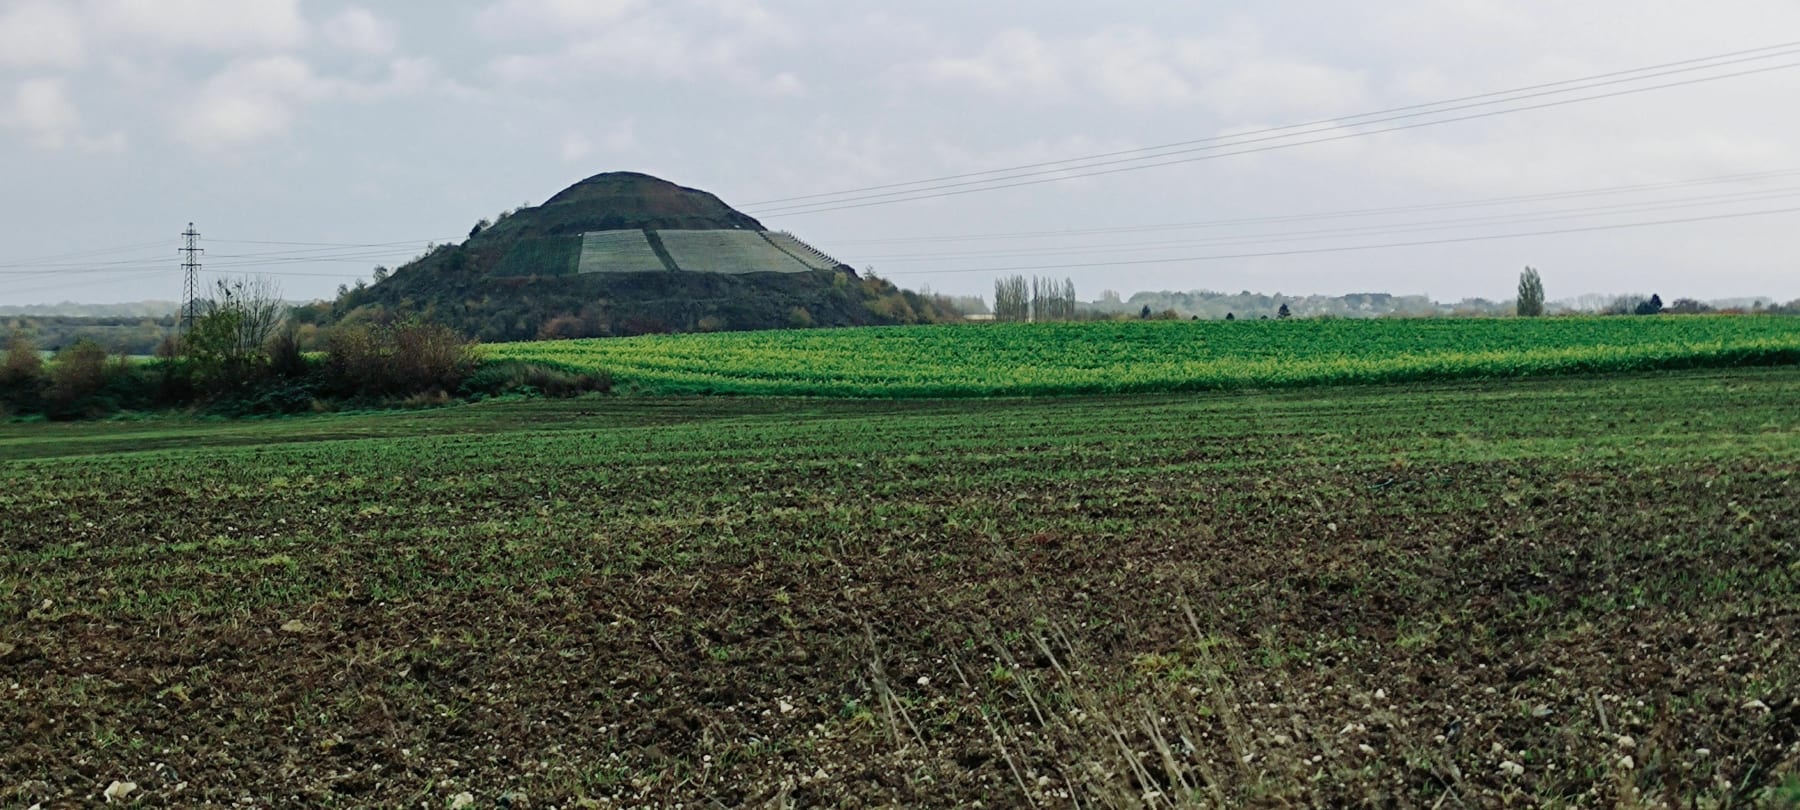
[
  {"x1": 291, "y1": 172, "x2": 960, "y2": 341},
  {"x1": 482, "y1": 171, "x2": 765, "y2": 236},
  {"x1": 298, "y1": 259, "x2": 956, "y2": 343}
]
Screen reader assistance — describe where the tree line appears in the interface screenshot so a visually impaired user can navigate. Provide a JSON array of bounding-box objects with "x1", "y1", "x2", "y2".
[
  {"x1": 993, "y1": 275, "x2": 1079, "y2": 322},
  {"x1": 1513, "y1": 267, "x2": 1794, "y2": 317},
  {"x1": 0, "y1": 277, "x2": 609, "y2": 420}
]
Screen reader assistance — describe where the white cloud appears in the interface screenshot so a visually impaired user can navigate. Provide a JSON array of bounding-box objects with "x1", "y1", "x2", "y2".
[
  {"x1": 764, "y1": 71, "x2": 803, "y2": 97},
  {"x1": 0, "y1": 1, "x2": 85, "y2": 68},
  {"x1": 694, "y1": 0, "x2": 795, "y2": 45},
  {"x1": 2, "y1": 77, "x2": 123, "y2": 151},
  {"x1": 1081, "y1": 28, "x2": 1196, "y2": 108},
  {"x1": 176, "y1": 56, "x2": 319, "y2": 148},
  {"x1": 907, "y1": 25, "x2": 1364, "y2": 116},
  {"x1": 172, "y1": 54, "x2": 449, "y2": 149},
  {"x1": 1197, "y1": 59, "x2": 1369, "y2": 120},
  {"x1": 323, "y1": 7, "x2": 395, "y2": 55},
  {"x1": 559, "y1": 133, "x2": 591, "y2": 162},
  {"x1": 921, "y1": 29, "x2": 1066, "y2": 97},
  {"x1": 475, "y1": 0, "x2": 644, "y2": 36},
  {"x1": 89, "y1": 0, "x2": 307, "y2": 52},
  {"x1": 560, "y1": 121, "x2": 638, "y2": 163},
  {"x1": 480, "y1": 0, "x2": 803, "y2": 94},
  {"x1": 7, "y1": 78, "x2": 80, "y2": 147}
]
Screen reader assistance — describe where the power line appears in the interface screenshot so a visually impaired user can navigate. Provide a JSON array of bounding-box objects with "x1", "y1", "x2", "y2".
[
  {"x1": 0, "y1": 243, "x2": 170, "y2": 270},
  {"x1": 823, "y1": 168, "x2": 1800, "y2": 246},
  {"x1": 878, "y1": 204, "x2": 1800, "y2": 276},
  {"x1": 0, "y1": 268, "x2": 225, "y2": 301},
  {"x1": 0, "y1": 233, "x2": 439, "y2": 302},
  {"x1": 207, "y1": 236, "x2": 456, "y2": 247},
  {"x1": 743, "y1": 40, "x2": 1800, "y2": 208},
  {"x1": 0, "y1": 246, "x2": 432, "y2": 278},
  {"x1": 0, "y1": 264, "x2": 367, "y2": 302},
  {"x1": 750, "y1": 57, "x2": 1800, "y2": 218},
  {"x1": 857, "y1": 185, "x2": 1800, "y2": 263}
]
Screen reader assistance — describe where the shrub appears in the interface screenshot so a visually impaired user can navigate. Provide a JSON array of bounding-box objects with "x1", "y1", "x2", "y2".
[
  {"x1": 538, "y1": 314, "x2": 587, "y2": 340},
  {"x1": 461, "y1": 360, "x2": 612, "y2": 399},
  {"x1": 44, "y1": 339, "x2": 111, "y2": 418},
  {"x1": 324, "y1": 319, "x2": 476, "y2": 399},
  {"x1": 266, "y1": 328, "x2": 310, "y2": 380},
  {"x1": 1, "y1": 332, "x2": 45, "y2": 412},
  {"x1": 2, "y1": 331, "x2": 43, "y2": 385}
]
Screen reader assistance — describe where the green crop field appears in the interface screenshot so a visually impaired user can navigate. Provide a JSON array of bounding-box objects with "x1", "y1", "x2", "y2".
[
  {"x1": 485, "y1": 316, "x2": 1800, "y2": 397},
  {"x1": 3, "y1": 367, "x2": 1797, "y2": 806}
]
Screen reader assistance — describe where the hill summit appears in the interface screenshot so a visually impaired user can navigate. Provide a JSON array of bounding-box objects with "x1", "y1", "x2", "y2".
[
  {"x1": 482, "y1": 172, "x2": 765, "y2": 237},
  {"x1": 300, "y1": 172, "x2": 957, "y2": 340}
]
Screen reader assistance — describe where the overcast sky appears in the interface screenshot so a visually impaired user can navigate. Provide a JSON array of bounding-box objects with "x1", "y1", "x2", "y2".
[{"x1": 4, "y1": 0, "x2": 1800, "y2": 306}]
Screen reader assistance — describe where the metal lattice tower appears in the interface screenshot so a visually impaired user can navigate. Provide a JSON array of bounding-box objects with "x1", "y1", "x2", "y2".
[{"x1": 179, "y1": 223, "x2": 202, "y2": 340}]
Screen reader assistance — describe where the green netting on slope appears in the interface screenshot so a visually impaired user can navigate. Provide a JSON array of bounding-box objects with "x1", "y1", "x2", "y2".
[
  {"x1": 493, "y1": 236, "x2": 583, "y2": 277},
  {"x1": 577, "y1": 230, "x2": 669, "y2": 274},
  {"x1": 657, "y1": 230, "x2": 813, "y2": 274}
]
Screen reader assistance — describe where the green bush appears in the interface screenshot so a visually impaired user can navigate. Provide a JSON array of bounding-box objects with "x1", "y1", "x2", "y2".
[
  {"x1": 0, "y1": 332, "x2": 45, "y2": 413},
  {"x1": 265, "y1": 328, "x2": 309, "y2": 381},
  {"x1": 461, "y1": 360, "x2": 611, "y2": 399},
  {"x1": 325, "y1": 319, "x2": 476, "y2": 399},
  {"x1": 43, "y1": 339, "x2": 112, "y2": 419}
]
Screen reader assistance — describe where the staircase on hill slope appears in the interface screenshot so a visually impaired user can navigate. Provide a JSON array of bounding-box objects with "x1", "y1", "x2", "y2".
[{"x1": 765, "y1": 231, "x2": 847, "y2": 271}]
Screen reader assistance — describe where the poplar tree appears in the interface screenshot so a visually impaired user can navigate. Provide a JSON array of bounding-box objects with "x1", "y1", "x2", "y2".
[{"x1": 1517, "y1": 267, "x2": 1545, "y2": 317}]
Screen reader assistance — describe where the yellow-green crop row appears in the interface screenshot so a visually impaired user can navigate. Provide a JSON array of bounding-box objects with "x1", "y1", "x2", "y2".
[{"x1": 482, "y1": 316, "x2": 1800, "y2": 397}]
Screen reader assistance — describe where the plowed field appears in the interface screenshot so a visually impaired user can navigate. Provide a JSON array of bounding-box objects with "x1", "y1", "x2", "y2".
[{"x1": 3, "y1": 369, "x2": 1798, "y2": 806}]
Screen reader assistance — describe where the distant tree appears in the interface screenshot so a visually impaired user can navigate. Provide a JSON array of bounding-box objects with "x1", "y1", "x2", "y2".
[
  {"x1": 1278, "y1": 303, "x2": 1292, "y2": 319},
  {"x1": 1634, "y1": 294, "x2": 1664, "y2": 316},
  {"x1": 1606, "y1": 295, "x2": 1647, "y2": 315},
  {"x1": 994, "y1": 275, "x2": 1030, "y2": 322},
  {"x1": 946, "y1": 295, "x2": 989, "y2": 316},
  {"x1": 1225, "y1": 312, "x2": 1235, "y2": 321},
  {"x1": 336, "y1": 283, "x2": 350, "y2": 299},
  {"x1": 1516, "y1": 266, "x2": 1545, "y2": 317},
  {"x1": 1140, "y1": 304, "x2": 1152, "y2": 319},
  {"x1": 372, "y1": 266, "x2": 389, "y2": 283},
  {"x1": 1665, "y1": 298, "x2": 1712, "y2": 315},
  {"x1": 469, "y1": 218, "x2": 491, "y2": 239}
]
